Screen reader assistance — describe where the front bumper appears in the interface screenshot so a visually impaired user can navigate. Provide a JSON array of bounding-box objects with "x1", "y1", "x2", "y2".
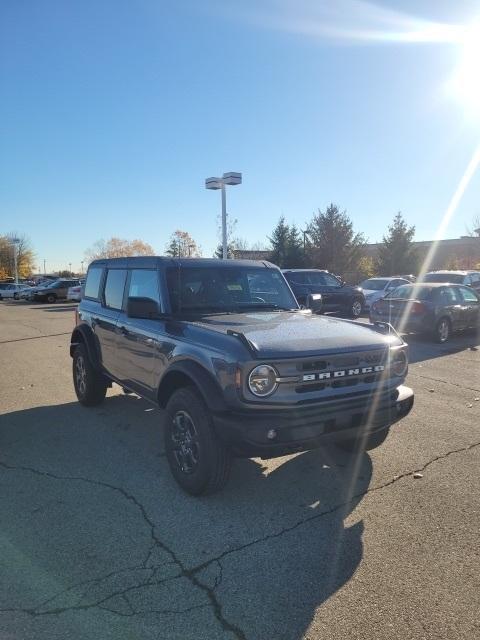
[{"x1": 213, "y1": 385, "x2": 414, "y2": 458}]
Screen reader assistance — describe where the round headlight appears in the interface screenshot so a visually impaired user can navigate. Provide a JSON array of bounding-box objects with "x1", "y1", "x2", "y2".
[
  {"x1": 248, "y1": 365, "x2": 278, "y2": 397},
  {"x1": 391, "y1": 349, "x2": 408, "y2": 377}
]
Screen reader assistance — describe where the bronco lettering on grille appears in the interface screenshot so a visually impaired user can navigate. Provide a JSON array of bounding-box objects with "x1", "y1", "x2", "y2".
[{"x1": 302, "y1": 365, "x2": 385, "y2": 382}]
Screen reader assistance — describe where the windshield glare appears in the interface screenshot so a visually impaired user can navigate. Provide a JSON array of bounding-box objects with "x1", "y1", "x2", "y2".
[
  {"x1": 167, "y1": 267, "x2": 298, "y2": 313},
  {"x1": 360, "y1": 278, "x2": 390, "y2": 291}
]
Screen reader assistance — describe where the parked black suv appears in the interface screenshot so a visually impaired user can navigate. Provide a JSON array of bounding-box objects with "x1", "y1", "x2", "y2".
[
  {"x1": 283, "y1": 269, "x2": 365, "y2": 318},
  {"x1": 71, "y1": 258, "x2": 413, "y2": 495}
]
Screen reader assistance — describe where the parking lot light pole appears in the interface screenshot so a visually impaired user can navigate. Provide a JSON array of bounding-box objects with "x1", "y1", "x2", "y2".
[
  {"x1": 10, "y1": 238, "x2": 20, "y2": 284},
  {"x1": 205, "y1": 172, "x2": 242, "y2": 259}
]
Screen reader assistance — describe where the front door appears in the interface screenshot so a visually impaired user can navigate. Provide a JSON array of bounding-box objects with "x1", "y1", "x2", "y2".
[{"x1": 116, "y1": 268, "x2": 164, "y2": 400}]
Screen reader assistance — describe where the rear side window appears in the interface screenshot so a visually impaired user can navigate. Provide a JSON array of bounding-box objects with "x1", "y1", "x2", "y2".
[
  {"x1": 84, "y1": 267, "x2": 103, "y2": 299},
  {"x1": 104, "y1": 269, "x2": 127, "y2": 310},
  {"x1": 436, "y1": 287, "x2": 461, "y2": 304},
  {"x1": 459, "y1": 286, "x2": 479, "y2": 303},
  {"x1": 128, "y1": 269, "x2": 160, "y2": 305}
]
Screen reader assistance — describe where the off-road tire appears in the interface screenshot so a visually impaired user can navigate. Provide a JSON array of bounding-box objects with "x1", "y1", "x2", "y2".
[
  {"x1": 73, "y1": 343, "x2": 108, "y2": 406},
  {"x1": 165, "y1": 387, "x2": 232, "y2": 496}
]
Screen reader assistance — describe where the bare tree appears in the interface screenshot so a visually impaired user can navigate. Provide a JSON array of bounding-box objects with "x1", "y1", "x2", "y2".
[
  {"x1": 84, "y1": 237, "x2": 155, "y2": 263},
  {"x1": 0, "y1": 233, "x2": 35, "y2": 278}
]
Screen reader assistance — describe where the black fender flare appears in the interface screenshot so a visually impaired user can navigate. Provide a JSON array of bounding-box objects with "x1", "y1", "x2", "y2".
[
  {"x1": 70, "y1": 325, "x2": 102, "y2": 370},
  {"x1": 157, "y1": 360, "x2": 227, "y2": 413}
]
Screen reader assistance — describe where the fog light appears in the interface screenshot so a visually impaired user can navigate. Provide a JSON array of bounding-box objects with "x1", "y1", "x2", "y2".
[{"x1": 267, "y1": 429, "x2": 277, "y2": 440}]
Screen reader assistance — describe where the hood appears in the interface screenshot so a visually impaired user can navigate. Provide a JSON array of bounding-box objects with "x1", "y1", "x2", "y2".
[{"x1": 192, "y1": 311, "x2": 400, "y2": 358}]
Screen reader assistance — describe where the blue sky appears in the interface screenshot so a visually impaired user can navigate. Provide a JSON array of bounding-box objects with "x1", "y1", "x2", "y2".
[{"x1": 1, "y1": 0, "x2": 480, "y2": 272}]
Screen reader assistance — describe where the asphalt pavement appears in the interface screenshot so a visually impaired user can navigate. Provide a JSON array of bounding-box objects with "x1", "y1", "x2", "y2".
[{"x1": 0, "y1": 301, "x2": 479, "y2": 640}]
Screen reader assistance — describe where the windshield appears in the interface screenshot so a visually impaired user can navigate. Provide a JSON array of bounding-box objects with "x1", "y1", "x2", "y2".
[
  {"x1": 385, "y1": 285, "x2": 433, "y2": 300},
  {"x1": 423, "y1": 273, "x2": 464, "y2": 284},
  {"x1": 360, "y1": 278, "x2": 390, "y2": 291},
  {"x1": 166, "y1": 266, "x2": 298, "y2": 314}
]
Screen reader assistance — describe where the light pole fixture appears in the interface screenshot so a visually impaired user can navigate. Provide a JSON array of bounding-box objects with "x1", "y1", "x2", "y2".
[{"x1": 205, "y1": 172, "x2": 242, "y2": 259}]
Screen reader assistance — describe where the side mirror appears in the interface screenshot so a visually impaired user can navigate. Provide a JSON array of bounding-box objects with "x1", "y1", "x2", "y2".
[
  {"x1": 127, "y1": 296, "x2": 160, "y2": 319},
  {"x1": 307, "y1": 293, "x2": 323, "y2": 313}
]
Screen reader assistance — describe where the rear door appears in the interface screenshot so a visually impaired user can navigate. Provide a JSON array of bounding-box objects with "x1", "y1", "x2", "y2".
[
  {"x1": 306, "y1": 272, "x2": 342, "y2": 310},
  {"x1": 435, "y1": 286, "x2": 465, "y2": 330},
  {"x1": 95, "y1": 268, "x2": 127, "y2": 378},
  {"x1": 458, "y1": 286, "x2": 480, "y2": 328}
]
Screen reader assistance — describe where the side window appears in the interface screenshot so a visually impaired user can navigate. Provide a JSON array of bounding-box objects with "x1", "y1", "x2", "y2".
[
  {"x1": 128, "y1": 270, "x2": 161, "y2": 306},
  {"x1": 84, "y1": 267, "x2": 104, "y2": 299},
  {"x1": 437, "y1": 287, "x2": 460, "y2": 304},
  {"x1": 286, "y1": 272, "x2": 308, "y2": 285},
  {"x1": 322, "y1": 273, "x2": 341, "y2": 287},
  {"x1": 469, "y1": 273, "x2": 480, "y2": 285},
  {"x1": 306, "y1": 272, "x2": 326, "y2": 286},
  {"x1": 464, "y1": 275, "x2": 472, "y2": 286},
  {"x1": 104, "y1": 269, "x2": 127, "y2": 310},
  {"x1": 459, "y1": 286, "x2": 479, "y2": 303}
]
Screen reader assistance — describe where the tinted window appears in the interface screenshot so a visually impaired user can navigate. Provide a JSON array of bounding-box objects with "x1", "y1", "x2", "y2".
[
  {"x1": 459, "y1": 286, "x2": 479, "y2": 303},
  {"x1": 284, "y1": 272, "x2": 308, "y2": 285},
  {"x1": 322, "y1": 273, "x2": 341, "y2": 287},
  {"x1": 84, "y1": 267, "x2": 103, "y2": 299},
  {"x1": 129, "y1": 270, "x2": 160, "y2": 305},
  {"x1": 104, "y1": 269, "x2": 127, "y2": 309},
  {"x1": 470, "y1": 273, "x2": 480, "y2": 284}
]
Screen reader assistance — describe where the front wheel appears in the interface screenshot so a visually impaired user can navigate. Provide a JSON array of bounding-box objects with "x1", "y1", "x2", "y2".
[
  {"x1": 434, "y1": 317, "x2": 451, "y2": 343},
  {"x1": 348, "y1": 298, "x2": 363, "y2": 318},
  {"x1": 336, "y1": 427, "x2": 390, "y2": 453},
  {"x1": 73, "y1": 344, "x2": 108, "y2": 406},
  {"x1": 13, "y1": 293, "x2": 19, "y2": 300},
  {"x1": 46, "y1": 293, "x2": 56, "y2": 304},
  {"x1": 165, "y1": 387, "x2": 232, "y2": 496}
]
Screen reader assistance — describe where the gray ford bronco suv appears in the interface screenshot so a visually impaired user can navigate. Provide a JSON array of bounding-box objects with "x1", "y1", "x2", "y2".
[{"x1": 71, "y1": 257, "x2": 414, "y2": 495}]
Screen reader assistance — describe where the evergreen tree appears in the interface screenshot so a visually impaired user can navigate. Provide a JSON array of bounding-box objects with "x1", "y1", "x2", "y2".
[
  {"x1": 376, "y1": 213, "x2": 417, "y2": 275},
  {"x1": 268, "y1": 217, "x2": 291, "y2": 267},
  {"x1": 306, "y1": 204, "x2": 365, "y2": 274},
  {"x1": 284, "y1": 224, "x2": 305, "y2": 268}
]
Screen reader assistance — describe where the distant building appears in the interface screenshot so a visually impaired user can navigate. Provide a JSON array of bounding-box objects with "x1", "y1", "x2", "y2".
[{"x1": 363, "y1": 236, "x2": 480, "y2": 270}]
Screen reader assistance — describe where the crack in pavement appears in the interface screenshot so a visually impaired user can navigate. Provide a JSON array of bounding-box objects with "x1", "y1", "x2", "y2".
[
  {"x1": 0, "y1": 460, "x2": 247, "y2": 639},
  {"x1": 409, "y1": 371, "x2": 480, "y2": 394},
  {"x1": 0, "y1": 332, "x2": 71, "y2": 345},
  {"x1": 2, "y1": 441, "x2": 480, "y2": 637},
  {"x1": 187, "y1": 440, "x2": 480, "y2": 577}
]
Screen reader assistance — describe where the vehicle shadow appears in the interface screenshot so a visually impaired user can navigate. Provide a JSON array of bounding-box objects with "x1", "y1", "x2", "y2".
[{"x1": 0, "y1": 394, "x2": 371, "y2": 639}]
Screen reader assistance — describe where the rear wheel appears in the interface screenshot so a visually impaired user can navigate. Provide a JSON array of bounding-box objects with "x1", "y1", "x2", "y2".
[
  {"x1": 13, "y1": 292, "x2": 19, "y2": 300},
  {"x1": 337, "y1": 427, "x2": 390, "y2": 452},
  {"x1": 348, "y1": 298, "x2": 363, "y2": 318},
  {"x1": 165, "y1": 387, "x2": 232, "y2": 496},
  {"x1": 434, "y1": 317, "x2": 451, "y2": 343},
  {"x1": 46, "y1": 293, "x2": 56, "y2": 304},
  {"x1": 73, "y1": 343, "x2": 107, "y2": 406}
]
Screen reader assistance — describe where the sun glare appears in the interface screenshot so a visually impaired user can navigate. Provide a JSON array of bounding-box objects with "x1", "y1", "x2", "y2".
[{"x1": 450, "y1": 22, "x2": 480, "y2": 114}]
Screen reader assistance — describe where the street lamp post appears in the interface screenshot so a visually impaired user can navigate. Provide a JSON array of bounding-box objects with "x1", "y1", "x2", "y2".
[
  {"x1": 10, "y1": 238, "x2": 20, "y2": 284},
  {"x1": 205, "y1": 172, "x2": 242, "y2": 259},
  {"x1": 81, "y1": 260, "x2": 84, "y2": 275}
]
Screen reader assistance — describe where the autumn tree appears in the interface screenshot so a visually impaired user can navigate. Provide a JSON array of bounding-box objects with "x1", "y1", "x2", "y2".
[
  {"x1": 166, "y1": 230, "x2": 201, "y2": 257},
  {"x1": 0, "y1": 233, "x2": 35, "y2": 278},
  {"x1": 84, "y1": 237, "x2": 155, "y2": 263},
  {"x1": 306, "y1": 204, "x2": 365, "y2": 274},
  {"x1": 376, "y1": 213, "x2": 418, "y2": 276}
]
